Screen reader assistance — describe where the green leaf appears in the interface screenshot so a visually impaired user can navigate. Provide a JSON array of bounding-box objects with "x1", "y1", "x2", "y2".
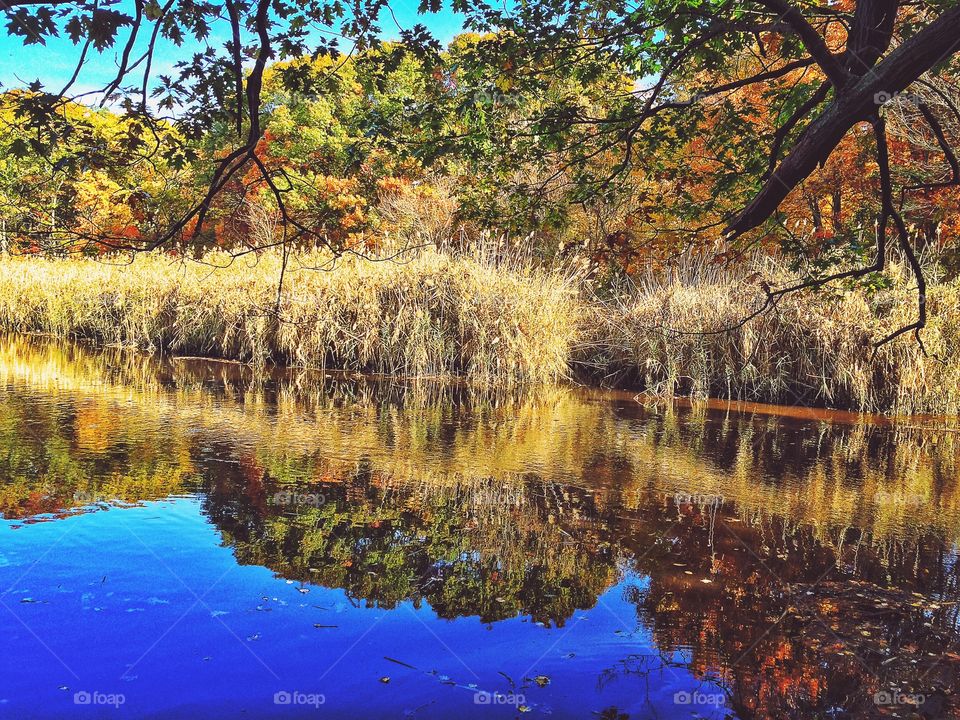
[{"x1": 9, "y1": 138, "x2": 30, "y2": 158}]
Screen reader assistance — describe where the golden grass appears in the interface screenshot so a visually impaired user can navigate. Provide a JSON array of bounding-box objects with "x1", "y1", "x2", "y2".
[
  {"x1": 1, "y1": 248, "x2": 959, "y2": 412},
  {"x1": 580, "y1": 260, "x2": 960, "y2": 414},
  {"x1": 0, "y1": 246, "x2": 582, "y2": 386}
]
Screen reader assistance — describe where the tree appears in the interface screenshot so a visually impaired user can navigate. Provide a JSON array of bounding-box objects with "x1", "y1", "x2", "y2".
[
  {"x1": 1, "y1": 0, "x2": 406, "y2": 252},
  {"x1": 442, "y1": 0, "x2": 960, "y2": 343},
  {"x1": 3, "y1": 0, "x2": 960, "y2": 341},
  {"x1": 0, "y1": 90, "x2": 189, "y2": 253}
]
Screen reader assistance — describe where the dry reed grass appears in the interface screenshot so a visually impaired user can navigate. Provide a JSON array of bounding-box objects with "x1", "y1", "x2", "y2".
[
  {"x1": 0, "y1": 244, "x2": 582, "y2": 386},
  {"x1": 582, "y1": 256, "x2": 960, "y2": 413},
  {"x1": 1, "y1": 245, "x2": 959, "y2": 412}
]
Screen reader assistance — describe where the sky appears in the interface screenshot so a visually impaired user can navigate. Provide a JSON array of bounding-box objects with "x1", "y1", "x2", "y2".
[{"x1": 0, "y1": 0, "x2": 467, "y2": 99}]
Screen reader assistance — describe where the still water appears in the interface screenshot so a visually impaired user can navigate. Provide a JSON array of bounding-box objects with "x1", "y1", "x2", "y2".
[{"x1": 0, "y1": 335, "x2": 958, "y2": 719}]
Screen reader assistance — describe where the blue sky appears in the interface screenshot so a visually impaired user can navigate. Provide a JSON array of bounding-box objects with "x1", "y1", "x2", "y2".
[{"x1": 0, "y1": 1, "x2": 467, "y2": 97}]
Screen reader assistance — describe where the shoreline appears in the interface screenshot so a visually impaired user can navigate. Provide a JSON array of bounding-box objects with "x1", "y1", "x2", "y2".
[
  {"x1": 12, "y1": 330, "x2": 960, "y2": 428},
  {"x1": 2, "y1": 250, "x2": 959, "y2": 414}
]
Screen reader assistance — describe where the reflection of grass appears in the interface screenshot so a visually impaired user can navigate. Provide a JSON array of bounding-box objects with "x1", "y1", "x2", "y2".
[
  {"x1": 0, "y1": 247, "x2": 581, "y2": 386},
  {"x1": 1, "y1": 335, "x2": 959, "y2": 546},
  {"x1": 636, "y1": 405, "x2": 960, "y2": 548}
]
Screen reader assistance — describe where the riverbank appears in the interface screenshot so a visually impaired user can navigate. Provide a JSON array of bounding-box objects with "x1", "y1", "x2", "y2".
[
  {"x1": 1, "y1": 249, "x2": 958, "y2": 413},
  {"x1": 0, "y1": 249, "x2": 580, "y2": 386},
  {"x1": 584, "y1": 261, "x2": 960, "y2": 414}
]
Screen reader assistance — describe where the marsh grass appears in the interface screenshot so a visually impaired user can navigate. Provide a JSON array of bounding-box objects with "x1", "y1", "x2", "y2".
[
  {"x1": 583, "y1": 257, "x2": 960, "y2": 413},
  {"x1": 1, "y1": 246, "x2": 959, "y2": 412},
  {"x1": 0, "y1": 245, "x2": 582, "y2": 386}
]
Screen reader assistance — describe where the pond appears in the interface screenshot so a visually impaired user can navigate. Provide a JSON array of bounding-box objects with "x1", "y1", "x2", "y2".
[{"x1": 1, "y1": 335, "x2": 958, "y2": 719}]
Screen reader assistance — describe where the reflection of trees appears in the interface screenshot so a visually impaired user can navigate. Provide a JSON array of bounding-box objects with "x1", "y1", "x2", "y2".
[
  {"x1": 3, "y1": 334, "x2": 960, "y2": 717},
  {"x1": 627, "y1": 503, "x2": 960, "y2": 719},
  {"x1": 200, "y1": 463, "x2": 960, "y2": 718},
  {"x1": 0, "y1": 391, "x2": 196, "y2": 519},
  {"x1": 204, "y1": 464, "x2": 618, "y2": 626},
  {"x1": 3, "y1": 334, "x2": 960, "y2": 543}
]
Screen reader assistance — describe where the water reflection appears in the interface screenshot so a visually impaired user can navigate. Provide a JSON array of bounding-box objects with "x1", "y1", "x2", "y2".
[{"x1": 1, "y1": 334, "x2": 959, "y2": 719}]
